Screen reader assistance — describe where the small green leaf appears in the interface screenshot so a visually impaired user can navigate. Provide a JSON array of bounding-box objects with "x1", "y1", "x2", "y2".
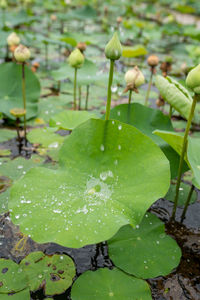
[
  {"x1": 0, "y1": 130, "x2": 16, "y2": 143},
  {"x1": 0, "y1": 259, "x2": 28, "y2": 293},
  {"x1": 20, "y1": 252, "x2": 75, "y2": 295},
  {"x1": 71, "y1": 268, "x2": 152, "y2": 300},
  {"x1": 188, "y1": 137, "x2": 200, "y2": 188},
  {"x1": 108, "y1": 213, "x2": 181, "y2": 279},
  {"x1": 49, "y1": 111, "x2": 98, "y2": 130},
  {"x1": 165, "y1": 182, "x2": 197, "y2": 205},
  {"x1": 0, "y1": 289, "x2": 30, "y2": 299}
]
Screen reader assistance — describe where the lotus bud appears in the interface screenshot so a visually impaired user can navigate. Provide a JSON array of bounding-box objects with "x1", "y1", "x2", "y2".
[
  {"x1": 186, "y1": 64, "x2": 200, "y2": 94},
  {"x1": 0, "y1": 0, "x2": 7, "y2": 8},
  {"x1": 68, "y1": 48, "x2": 84, "y2": 68},
  {"x1": 14, "y1": 44, "x2": 31, "y2": 62},
  {"x1": 147, "y1": 55, "x2": 159, "y2": 67},
  {"x1": 117, "y1": 16, "x2": 123, "y2": 24},
  {"x1": 125, "y1": 66, "x2": 145, "y2": 89},
  {"x1": 77, "y1": 42, "x2": 87, "y2": 53},
  {"x1": 7, "y1": 32, "x2": 20, "y2": 47},
  {"x1": 105, "y1": 32, "x2": 122, "y2": 61},
  {"x1": 10, "y1": 108, "x2": 26, "y2": 118},
  {"x1": 50, "y1": 14, "x2": 57, "y2": 21}
]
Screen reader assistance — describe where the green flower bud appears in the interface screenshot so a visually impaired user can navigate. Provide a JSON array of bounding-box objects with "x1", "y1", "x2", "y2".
[
  {"x1": 186, "y1": 64, "x2": 200, "y2": 94},
  {"x1": 68, "y1": 48, "x2": 84, "y2": 68},
  {"x1": 7, "y1": 32, "x2": 20, "y2": 47},
  {"x1": 105, "y1": 32, "x2": 122, "y2": 60},
  {"x1": 125, "y1": 66, "x2": 145, "y2": 88},
  {"x1": 14, "y1": 44, "x2": 31, "y2": 62}
]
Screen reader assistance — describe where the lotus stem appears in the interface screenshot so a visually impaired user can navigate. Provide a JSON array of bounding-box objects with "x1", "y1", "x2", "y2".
[
  {"x1": 45, "y1": 42, "x2": 49, "y2": 69},
  {"x1": 128, "y1": 89, "x2": 133, "y2": 104},
  {"x1": 145, "y1": 71, "x2": 153, "y2": 106},
  {"x1": 169, "y1": 105, "x2": 172, "y2": 119},
  {"x1": 78, "y1": 86, "x2": 82, "y2": 110},
  {"x1": 22, "y1": 62, "x2": 27, "y2": 140},
  {"x1": 73, "y1": 67, "x2": 78, "y2": 110},
  {"x1": 16, "y1": 117, "x2": 20, "y2": 142},
  {"x1": 172, "y1": 94, "x2": 198, "y2": 220},
  {"x1": 105, "y1": 59, "x2": 114, "y2": 120},
  {"x1": 181, "y1": 184, "x2": 195, "y2": 222},
  {"x1": 85, "y1": 85, "x2": 90, "y2": 110}
]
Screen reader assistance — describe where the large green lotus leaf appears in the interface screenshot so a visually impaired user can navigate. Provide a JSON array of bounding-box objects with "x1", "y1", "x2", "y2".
[
  {"x1": 20, "y1": 252, "x2": 75, "y2": 295},
  {"x1": 0, "y1": 289, "x2": 30, "y2": 299},
  {"x1": 155, "y1": 76, "x2": 198, "y2": 122},
  {"x1": 0, "y1": 259, "x2": 28, "y2": 293},
  {"x1": 165, "y1": 182, "x2": 197, "y2": 205},
  {"x1": 49, "y1": 110, "x2": 98, "y2": 130},
  {"x1": 108, "y1": 213, "x2": 181, "y2": 279},
  {"x1": 0, "y1": 63, "x2": 40, "y2": 120},
  {"x1": 9, "y1": 119, "x2": 170, "y2": 248},
  {"x1": 0, "y1": 130, "x2": 16, "y2": 143},
  {"x1": 109, "y1": 103, "x2": 186, "y2": 178},
  {"x1": 188, "y1": 137, "x2": 200, "y2": 188},
  {"x1": 71, "y1": 268, "x2": 152, "y2": 300}
]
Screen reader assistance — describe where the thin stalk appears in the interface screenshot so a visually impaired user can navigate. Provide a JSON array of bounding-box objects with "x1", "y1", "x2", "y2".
[
  {"x1": 181, "y1": 185, "x2": 195, "y2": 222},
  {"x1": 16, "y1": 117, "x2": 20, "y2": 142},
  {"x1": 169, "y1": 105, "x2": 172, "y2": 119},
  {"x1": 73, "y1": 68, "x2": 78, "y2": 110},
  {"x1": 145, "y1": 71, "x2": 153, "y2": 106},
  {"x1": 105, "y1": 59, "x2": 114, "y2": 120},
  {"x1": 2, "y1": 8, "x2": 5, "y2": 28},
  {"x1": 78, "y1": 86, "x2": 82, "y2": 110},
  {"x1": 128, "y1": 89, "x2": 133, "y2": 104},
  {"x1": 22, "y1": 63, "x2": 27, "y2": 140},
  {"x1": 172, "y1": 94, "x2": 198, "y2": 220},
  {"x1": 85, "y1": 85, "x2": 90, "y2": 110},
  {"x1": 45, "y1": 42, "x2": 48, "y2": 70}
]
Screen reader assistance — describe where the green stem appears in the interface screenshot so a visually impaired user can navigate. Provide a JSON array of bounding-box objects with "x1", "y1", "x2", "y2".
[
  {"x1": 45, "y1": 43, "x2": 48, "y2": 69},
  {"x1": 22, "y1": 63, "x2": 27, "y2": 140},
  {"x1": 16, "y1": 118, "x2": 20, "y2": 142},
  {"x1": 172, "y1": 94, "x2": 198, "y2": 220},
  {"x1": 85, "y1": 85, "x2": 90, "y2": 110},
  {"x1": 105, "y1": 59, "x2": 115, "y2": 120},
  {"x1": 169, "y1": 105, "x2": 172, "y2": 119},
  {"x1": 78, "y1": 86, "x2": 82, "y2": 110},
  {"x1": 181, "y1": 184, "x2": 194, "y2": 222},
  {"x1": 73, "y1": 68, "x2": 78, "y2": 110},
  {"x1": 145, "y1": 72, "x2": 153, "y2": 106},
  {"x1": 128, "y1": 89, "x2": 133, "y2": 104}
]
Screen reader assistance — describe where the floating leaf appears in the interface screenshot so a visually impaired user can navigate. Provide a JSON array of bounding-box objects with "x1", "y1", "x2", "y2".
[
  {"x1": 109, "y1": 103, "x2": 187, "y2": 178},
  {"x1": 0, "y1": 259, "x2": 28, "y2": 293},
  {"x1": 27, "y1": 127, "x2": 65, "y2": 148},
  {"x1": 165, "y1": 182, "x2": 197, "y2": 205},
  {"x1": 20, "y1": 252, "x2": 75, "y2": 295},
  {"x1": 49, "y1": 110, "x2": 98, "y2": 130},
  {"x1": 122, "y1": 45, "x2": 147, "y2": 58},
  {"x1": 71, "y1": 268, "x2": 152, "y2": 300},
  {"x1": 0, "y1": 130, "x2": 16, "y2": 143},
  {"x1": 0, "y1": 63, "x2": 40, "y2": 120},
  {"x1": 108, "y1": 213, "x2": 181, "y2": 279},
  {"x1": 0, "y1": 289, "x2": 30, "y2": 299},
  {"x1": 9, "y1": 119, "x2": 170, "y2": 248}
]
